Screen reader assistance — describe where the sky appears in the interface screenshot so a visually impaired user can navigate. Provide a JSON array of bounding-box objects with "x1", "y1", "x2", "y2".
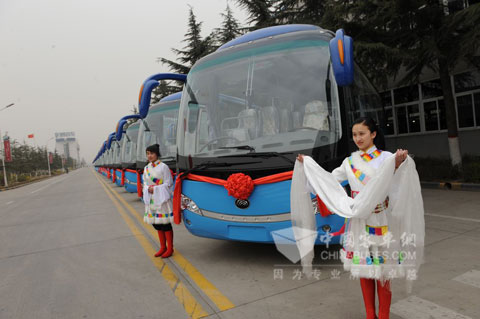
[{"x1": 0, "y1": 0, "x2": 248, "y2": 162}]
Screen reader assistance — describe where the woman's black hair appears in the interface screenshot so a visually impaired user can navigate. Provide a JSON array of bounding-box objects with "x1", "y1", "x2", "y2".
[
  {"x1": 146, "y1": 144, "x2": 161, "y2": 158},
  {"x1": 352, "y1": 117, "x2": 386, "y2": 150}
]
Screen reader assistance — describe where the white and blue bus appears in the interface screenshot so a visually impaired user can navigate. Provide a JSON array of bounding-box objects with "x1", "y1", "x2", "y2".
[
  {"x1": 128, "y1": 73, "x2": 186, "y2": 197},
  {"x1": 175, "y1": 25, "x2": 385, "y2": 244}
]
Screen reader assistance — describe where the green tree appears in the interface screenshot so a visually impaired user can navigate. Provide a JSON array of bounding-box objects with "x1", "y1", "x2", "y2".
[
  {"x1": 3, "y1": 142, "x2": 57, "y2": 182},
  {"x1": 151, "y1": 80, "x2": 183, "y2": 104},
  {"x1": 234, "y1": 0, "x2": 277, "y2": 29},
  {"x1": 158, "y1": 7, "x2": 215, "y2": 74},
  {"x1": 274, "y1": 0, "x2": 326, "y2": 25},
  {"x1": 321, "y1": 1, "x2": 405, "y2": 87},
  {"x1": 397, "y1": 2, "x2": 480, "y2": 168},
  {"x1": 52, "y1": 150, "x2": 63, "y2": 170},
  {"x1": 213, "y1": 4, "x2": 245, "y2": 46},
  {"x1": 125, "y1": 106, "x2": 140, "y2": 127}
]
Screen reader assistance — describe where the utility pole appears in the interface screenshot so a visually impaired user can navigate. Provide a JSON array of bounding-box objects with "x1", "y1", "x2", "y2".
[
  {"x1": 45, "y1": 137, "x2": 54, "y2": 176},
  {"x1": 0, "y1": 130, "x2": 8, "y2": 187}
]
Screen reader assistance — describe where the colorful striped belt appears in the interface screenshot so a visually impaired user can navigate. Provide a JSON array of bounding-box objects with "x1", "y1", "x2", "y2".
[
  {"x1": 155, "y1": 212, "x2": 173, "y2": 218},
  {"x1": 344, "y1": 249, "x2": 386, "y2": 265},
  {"x1": 145, "y1": 212, "x2": 173, "y2": 218},
  {"x1": 366, "y1": 225, "x2": 388, "y2": 236}
]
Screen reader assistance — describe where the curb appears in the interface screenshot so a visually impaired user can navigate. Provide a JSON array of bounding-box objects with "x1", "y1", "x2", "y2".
[
  {"x1": 421, "y1": 181, "x2": 480, "y2": 192},
  {"x1": 0, "y1": 175, "x2": 56, "y2": 192}
]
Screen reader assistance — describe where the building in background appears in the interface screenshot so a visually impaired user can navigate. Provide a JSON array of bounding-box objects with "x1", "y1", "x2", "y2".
[
  {"x1": 55, "y1": 132, "x2": 80, "y2": 163},
  {"x1": 380, "y1": 65, "x2": 480, "y2": 159},
  {"x1": 380, "y1": 0, "x2": 480, "y2": 158}
]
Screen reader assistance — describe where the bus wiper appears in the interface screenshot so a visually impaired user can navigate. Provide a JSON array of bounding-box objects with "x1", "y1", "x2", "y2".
[
  {"x1": 218, "y1": 145, "x2": 255, "y2": 152},
  {"x1": 219, "y1": 152, "x2": 295, "y2": 165},
  {"x1": 182, "y1": 160, "x2": 262, "y2": 176}
]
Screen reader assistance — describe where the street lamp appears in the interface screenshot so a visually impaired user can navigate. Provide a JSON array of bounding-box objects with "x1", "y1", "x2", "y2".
[
  {"x1": 45, "y1": 137, "x2": 54, "y2": 176},
  {"x1": 0, "y1": 103, "x2": 15, "y2": 112}
]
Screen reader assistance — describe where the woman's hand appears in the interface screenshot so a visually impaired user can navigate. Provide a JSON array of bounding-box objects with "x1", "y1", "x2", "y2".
[
  {"x1": 148, "y1": 185, "x2": 154, "y2": 194},
  {"x1": 296, "y1": 154, "x2": 305, "y2": 163},
  {"x1": 395, "y1": 149, "x2": 408, "y2": 168}
]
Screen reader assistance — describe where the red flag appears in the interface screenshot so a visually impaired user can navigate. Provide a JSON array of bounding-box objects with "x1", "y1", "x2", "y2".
[
  {"x1": 28, "y1": 134, "x2": 34, "y2": 138},
  {"x1": 49, "y1": 152, "x2": 53, "y2": 164},
  {"x1": 3, "y1": 138, "x2": 12, "y2": 162}
]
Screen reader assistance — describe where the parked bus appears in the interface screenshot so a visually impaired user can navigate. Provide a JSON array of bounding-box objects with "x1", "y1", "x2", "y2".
[
  {"x1": 105, "y1": 133, "x2": 117, "y2": 183},
  {"x1": 113, "y1": 115, "x2": 141, "y2": 188},
  {"x1": 136, "y1": 92, "x2": 182, "y2": 170},
  {"x1": 120, "y1": 120, "x2": 141, "y2": 193},
  {"x1": 133, "y1": 73, "x2": 186, "y2": 197},
  {"x1": 174, "y1": 25, "x2": 384, "y2": 244},
  {"x1": 94, "y1": 141, "x2": 109, "y2": 177}
]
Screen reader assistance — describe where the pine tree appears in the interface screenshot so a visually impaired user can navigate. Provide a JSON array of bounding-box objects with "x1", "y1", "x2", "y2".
[
  {"x1": 159, "y1": 7, "x2": 215, "y2": 74},
  {"x1": 214, "y1": 4, "x2": 244, "y2": 46},
  {"x1": 234, "y1": 0, "x2": 277, "y2": 29},
  {"x1": 151, "y1": 80, "x2": 182, "y2": 104},
  {"x1": 274, "y1": 0, "x2": 325, "y2": 25},
  {"x1": 321, "y1": 0, "x2": 404, "y2": 87},
  {"x1": 126, "y1": 106, "x2": 140, "y2": 126}
]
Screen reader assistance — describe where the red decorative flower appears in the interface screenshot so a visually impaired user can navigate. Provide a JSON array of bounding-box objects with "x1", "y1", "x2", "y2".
[{"x1": 225, "y1": 173, "x2": 254, "y2": 200}]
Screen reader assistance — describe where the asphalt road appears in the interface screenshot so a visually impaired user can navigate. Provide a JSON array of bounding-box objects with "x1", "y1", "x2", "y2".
[{"x1": 1, "y1": 167, "x2": 479, "y2": 319}]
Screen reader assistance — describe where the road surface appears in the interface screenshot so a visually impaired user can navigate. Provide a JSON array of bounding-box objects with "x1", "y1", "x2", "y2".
[{"x1": 1, "y1": 167, "x2": 479, "y2": 319}]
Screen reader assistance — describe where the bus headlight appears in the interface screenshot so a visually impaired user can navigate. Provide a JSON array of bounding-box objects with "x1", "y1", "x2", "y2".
[{"x1": 181, "y1": 195, "x2": 202, "y2": 215}]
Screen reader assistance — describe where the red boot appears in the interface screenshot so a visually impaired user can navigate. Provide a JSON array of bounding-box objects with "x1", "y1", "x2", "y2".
[
  {"x1": 154, "y1": 230, "x2": 166, "y2": 257},
  {"x1": 161, "y1": 230, "x2": 174, "y2": 258},
  {"x1": 360, "y1": 278, "x2": 377, "y2": 319},
  {"x1": 377, "y1": 280, "x2": 392, "y2": 319}
]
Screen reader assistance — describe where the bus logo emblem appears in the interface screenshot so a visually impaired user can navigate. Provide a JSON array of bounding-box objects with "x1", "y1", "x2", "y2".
[{"x1": 235, "y1": 199, "x2": 250, "y2": 209}]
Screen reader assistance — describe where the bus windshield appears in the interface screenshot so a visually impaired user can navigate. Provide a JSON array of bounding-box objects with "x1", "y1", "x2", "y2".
[
  {"x1": 112, "y1": 142, "x2": 121, "y2": 164},
  {"x1": 136, "y1": 102, "x2": 179, "y2": 163},
  {"x1": 178, "y1": 34, "x2": 342, "y2": 162},
  {"x1": 121, "y1": 122, "x2": 140, "y2": 164}
]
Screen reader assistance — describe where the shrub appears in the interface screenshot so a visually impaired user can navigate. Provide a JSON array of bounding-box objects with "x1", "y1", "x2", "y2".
[{"x1": 414, "y1": 155, "x2": 480, "y2": 182}]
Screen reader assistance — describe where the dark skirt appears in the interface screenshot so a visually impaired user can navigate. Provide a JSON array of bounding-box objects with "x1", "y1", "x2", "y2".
[{"x1": 152, "y1": 223, "x2": 172, "y2": 231}]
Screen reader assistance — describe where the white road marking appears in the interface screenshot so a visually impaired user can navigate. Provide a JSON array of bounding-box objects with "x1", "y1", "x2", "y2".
[
  {"x1": 30, "y1": 177, "x2": 68, "y2": 194},
  {"x1": 6, "y1": 201, "x2": 14, "y2": 205},
  {"x1": 453, "y1": 270, "x2": 480, "y2": 289},
  {"x1": 30, "y1": 183, "x2": 52, "y2": 194},
  {"x1": 425, "y1": 213, "x2": 480, "y2": 223},
  {"x1": 391, "y1": 296, "x2": 472, "y2": 319}
]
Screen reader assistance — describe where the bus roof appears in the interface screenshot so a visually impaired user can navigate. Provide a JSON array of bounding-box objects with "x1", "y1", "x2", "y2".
[
  {"x1": 218, "y1": 24, "x2": 322, "y2": 50},
  {"x1": 159, "y1": 91, "x2": 182, "y2": 102}
]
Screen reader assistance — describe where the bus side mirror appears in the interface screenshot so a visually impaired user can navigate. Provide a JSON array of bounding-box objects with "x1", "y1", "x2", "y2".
[
  {"x1": 138, "y1": 73, "x2": 186, "y2": 119},
  {"x1": 329, "y1": 29, "x2": 354, "y2": 86},
  {"x1": 116, "y1": 119, "x2": 127, "y2": 141},
  {"x1": 139, "y1": 80, "x2": 160, "y2": 119}
]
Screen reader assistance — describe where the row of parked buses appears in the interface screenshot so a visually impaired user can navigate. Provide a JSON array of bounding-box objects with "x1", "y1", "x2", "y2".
[{"x1": 93, "y1": 24, "x2": 385, "y2": 245}]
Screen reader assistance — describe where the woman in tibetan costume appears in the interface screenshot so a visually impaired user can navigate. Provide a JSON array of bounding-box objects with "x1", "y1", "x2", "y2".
[
  {"x1": 294, "y1": 117, "x2": 425, "y2": 319},
  {"x1": 143, "y1": 144, "x2": 175, "y2": 258}
]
